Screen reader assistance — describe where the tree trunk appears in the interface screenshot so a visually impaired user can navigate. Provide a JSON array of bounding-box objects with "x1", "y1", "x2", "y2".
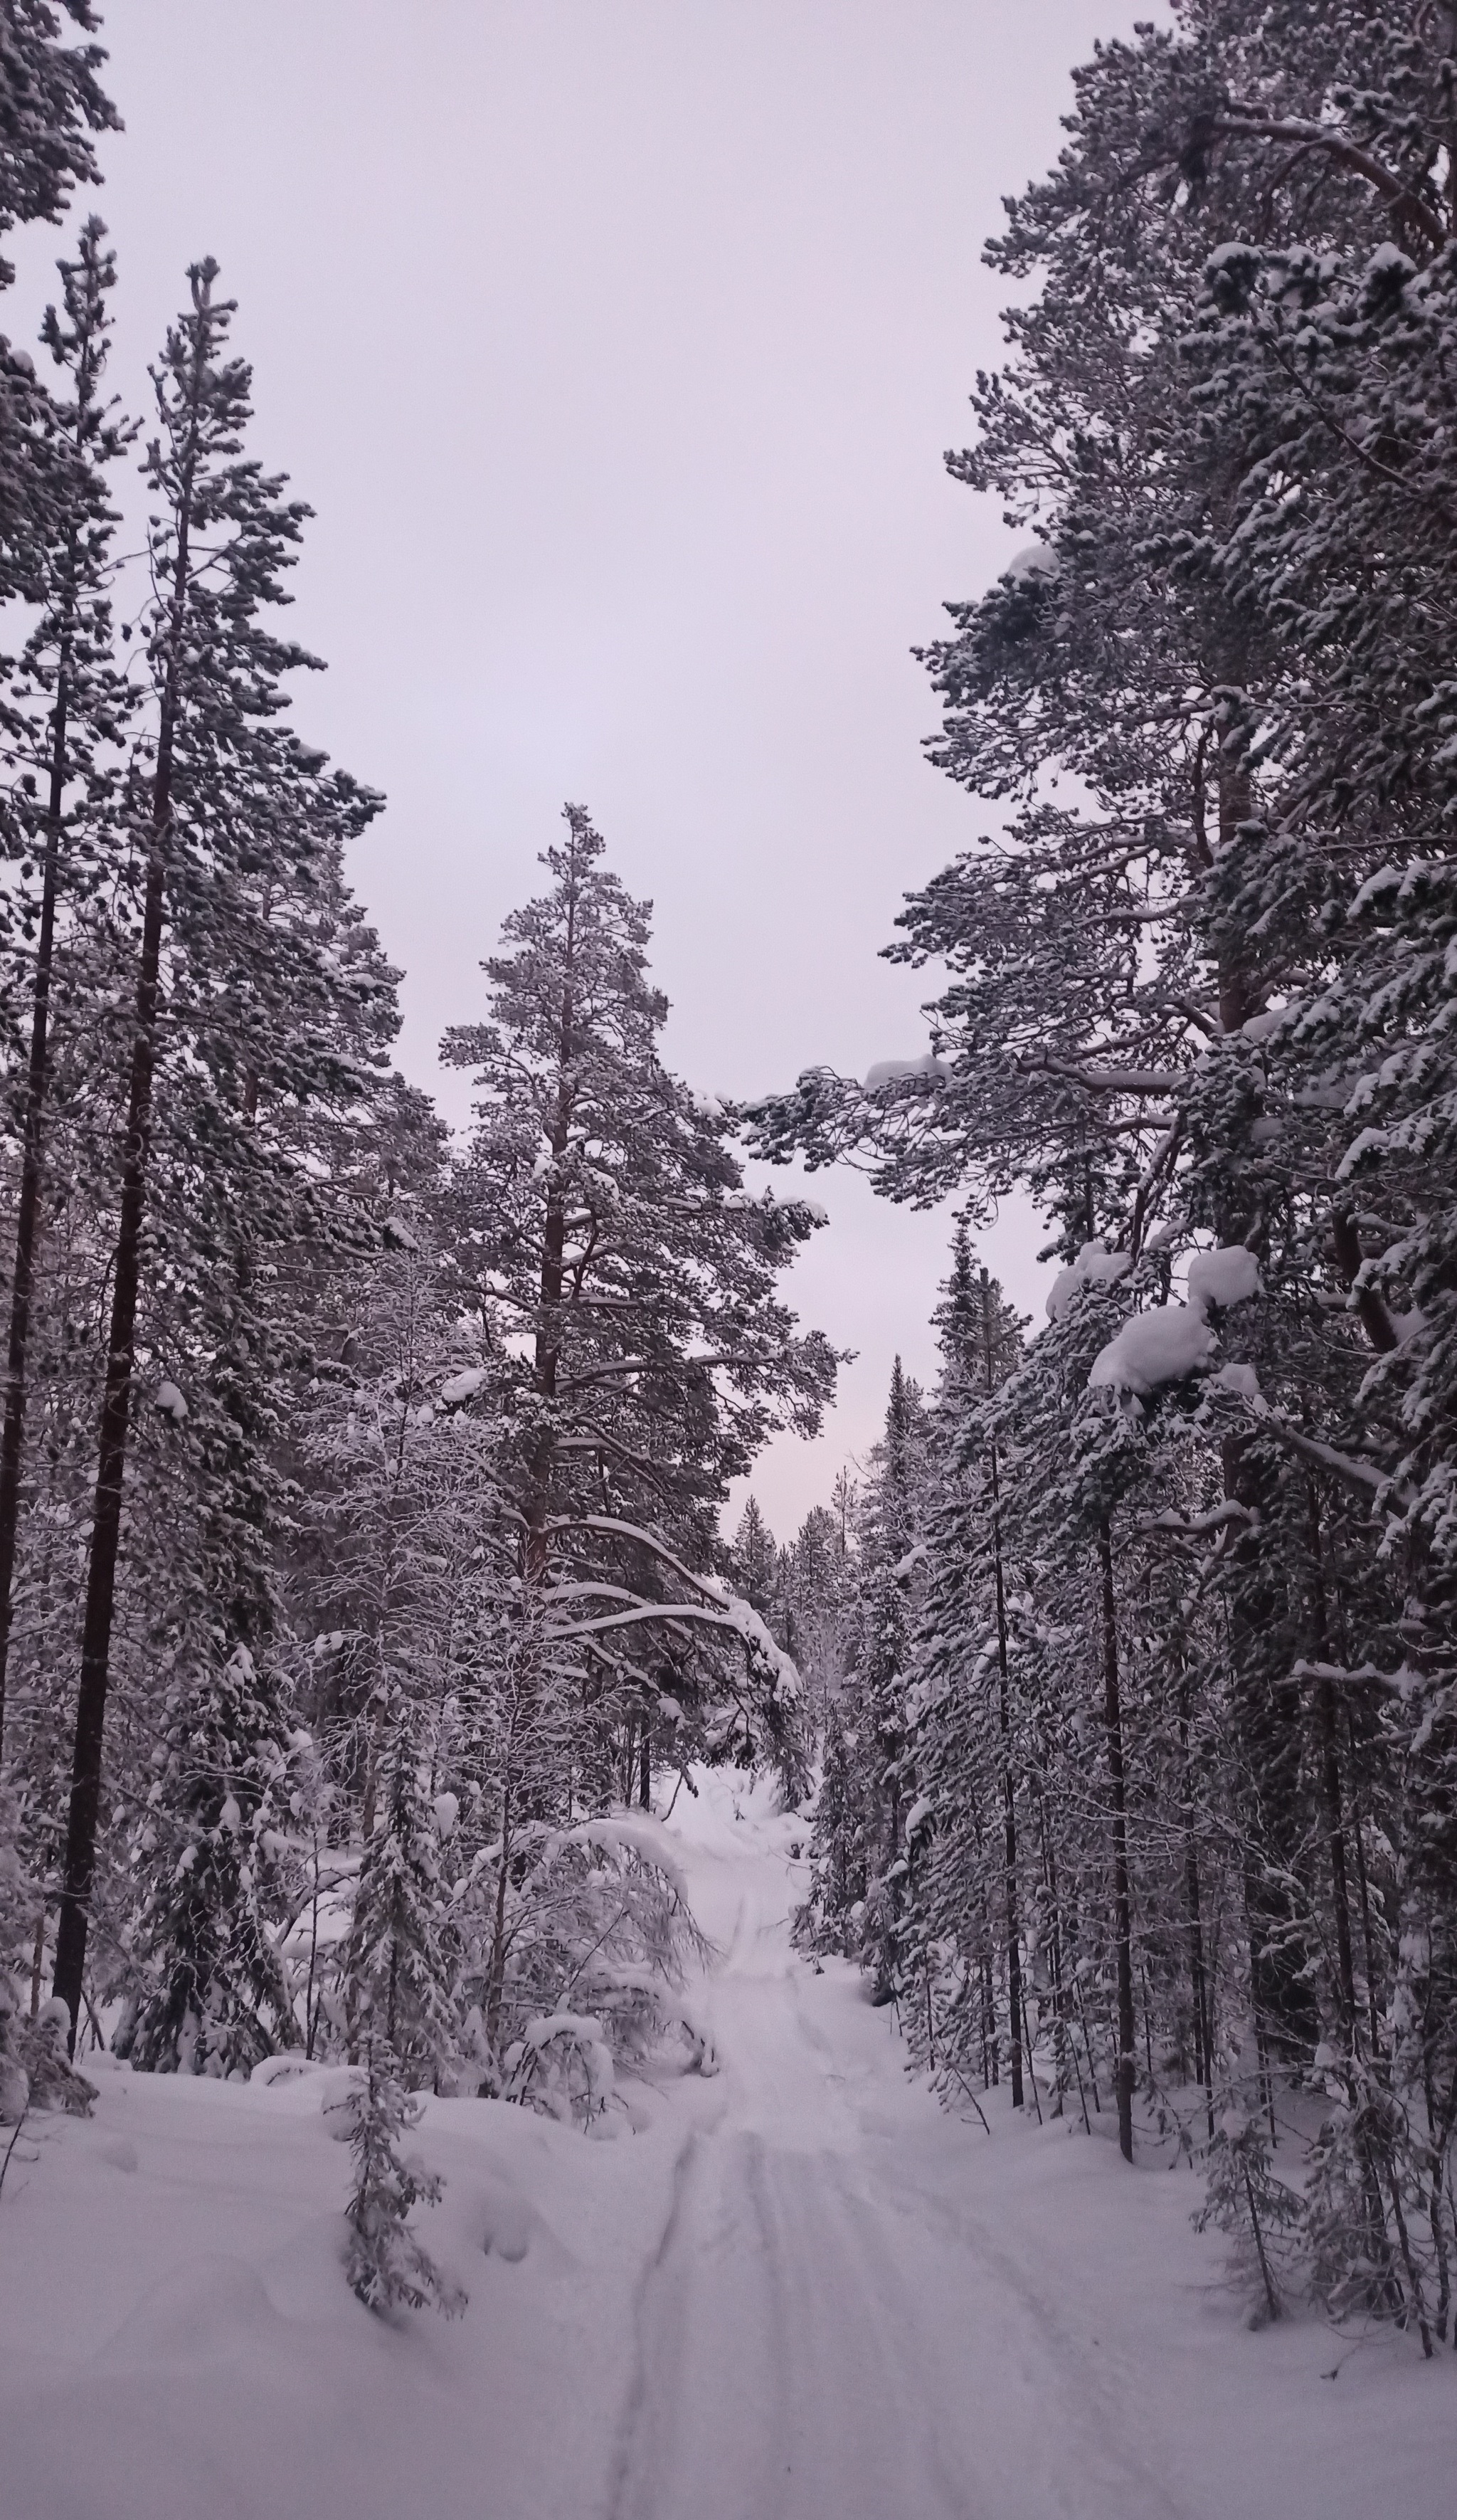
[
  {"x1": 51, "y1": 344, "x2": 201, "y2": 2036},
  {"x1": 981, "y1": 1274, "x2": 1022, "y2": 2108},
  {"x1": 52, "y1": 833, "x2": 169, "y2": 2037},
  {"x1": 1177, "y1": 1675, "x2": 1214, "y2": 2138},
  {"x1": 1307, "y1": 1485, "x2": 1360, "y2": 2050},
  {"x1": 1098, "y1": 1522, "x2": 1135, "y2": 2162},
  {"x1": 990, "y1": 1439, "x2": 1022, "y2": 2109},
  {"x1": 0, "y1": 645, "x2": 69, "y2": 1768}
]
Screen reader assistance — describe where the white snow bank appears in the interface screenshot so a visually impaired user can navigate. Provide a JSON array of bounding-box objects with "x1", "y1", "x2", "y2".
[{"x1": 1046, "y1": 1239, "x2": 1133, "y2": 1323}]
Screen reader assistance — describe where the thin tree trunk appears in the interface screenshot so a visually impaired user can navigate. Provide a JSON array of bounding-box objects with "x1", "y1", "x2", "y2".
[
  {"x1": 1098, "y1": 1521, "x2": 1135, "y2": 2162},
  {"x1": 981, "y1": 1273, "x2": 1022, "y2": 2109},
  {"x1": 990, "y1": 1441, "x2": 1022, "y2": 2109},
  {"x1": 1074, "y1": 1966, "x2": 1103, "y2": 2112},
  {"x1": 1346, "y1": 1730, "x2": 1384, "y2": 2062},
  {"x1": 51, "y1": 320, "x2": 203, "y2": 2037},
  {"x1": 52, "y1": 822, "x2": 169, "y2": 2036},
  {"x1": 0, "y1": 641, "x2": 70, "y2": 1769},
  {"x1": 1178, "y1": 1676, "x2": 1214, "y2": 2139},
  {"x1": 1307, "y1": 1483, "x2": 1360, "y2": 2053}
]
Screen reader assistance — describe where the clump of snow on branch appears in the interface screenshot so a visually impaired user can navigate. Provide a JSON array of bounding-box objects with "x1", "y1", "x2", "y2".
[
  {"x1": 864, "y1": 1053, "x2": 948, "y2": 1088},
  {"x1": 1045, "y1": 1239, "x2": 1133, "y2": 1323},
  {"x1": 1088, "y1": 1306, "x2": 1217, "y2": 1397},
  {"x1": 1185, "y1": 1246, "x2": 1263, "y2": 1314},
  {"x1": 1088, "y1": 1246, "x2": 1261, "y2": 1397}
]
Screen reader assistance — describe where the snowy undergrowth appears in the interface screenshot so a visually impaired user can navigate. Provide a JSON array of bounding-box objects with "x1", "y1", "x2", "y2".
[{"x1": 0, "y1": 1769, "x2": 1451, "y2": 2520}]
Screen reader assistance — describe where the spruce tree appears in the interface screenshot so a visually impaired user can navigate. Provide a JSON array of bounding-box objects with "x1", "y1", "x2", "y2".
[
  {"x1": 341, "y1": 1682, "x2": 457, "y2": 2082},
  {"x1": 343, "y1": 2038, "x2": 465, "y2": 2319},
  {"x1": 113, "y1": 1643, "x2": 297, "y2": 2075}
]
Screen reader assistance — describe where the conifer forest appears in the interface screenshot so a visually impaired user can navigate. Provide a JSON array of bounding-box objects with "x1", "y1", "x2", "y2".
[{"x1": 1, "y1": 7, "x2": 1457, "y2": 2518}]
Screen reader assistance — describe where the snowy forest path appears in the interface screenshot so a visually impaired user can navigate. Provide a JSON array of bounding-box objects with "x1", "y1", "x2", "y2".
[
  {"x1": 610, "y1": 1775, "x2": 1192, "y2": 2520},
  {"x1": 4, "y1": 1768, "x2": 1452, "y2": 2520}
]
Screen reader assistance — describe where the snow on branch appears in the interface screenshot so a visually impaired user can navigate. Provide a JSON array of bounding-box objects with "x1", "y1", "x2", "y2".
[{"x1": 1088, "y1": 1245, "x2": 1261, "y2": 1396}]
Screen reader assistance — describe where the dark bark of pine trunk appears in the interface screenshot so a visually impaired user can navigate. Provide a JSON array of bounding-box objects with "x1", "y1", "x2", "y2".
[
  {"x1": 1307, "y1": 1485, "x2": 1360, "y2": 2050},
  {"x1": 52, "y1": 396, "x2": 198, "y2": 2036},
  {"x1": 1098, "y1": 1522, "x2": 1135, "y2": 2163},
  {"x1": 1177, "y1": 1677, "x2": 1214, "y2": 2138},
  {"x1": 980, "y1": 1275, "x2": 1022, "y2": 2107},
  {"x1": 990, "y1": 1441, "x2": 1022, "y2": 2110},
  {"x1": 52, "y1": 835, "x2": 169, "y2": 2036},
  {"x1": 0, "y1": 645, "x2": 70, "y2": 1770}
]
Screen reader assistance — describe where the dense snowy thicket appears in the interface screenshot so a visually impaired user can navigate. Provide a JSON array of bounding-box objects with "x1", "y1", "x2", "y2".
[
  {"x1": 748, "y1": 0, "x2": 1457, "y2": 2348},
  {"x1": 0, "y1": 8, "x2": 837, "y2": 2267}
]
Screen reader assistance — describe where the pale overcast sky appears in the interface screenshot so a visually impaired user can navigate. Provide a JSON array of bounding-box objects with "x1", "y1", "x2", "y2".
[{"x1": 9, "y1": 1, "x2": 1142, "y2": 1539}]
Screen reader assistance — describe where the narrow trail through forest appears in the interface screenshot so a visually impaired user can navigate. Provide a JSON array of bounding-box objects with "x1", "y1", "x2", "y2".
[
  {"x1": 622, "y1": 1778, "x2": 1193, "y2": 2520},
  {"x1": 2, "y1": 1768, "x2": 1452, "y2": 2520}
]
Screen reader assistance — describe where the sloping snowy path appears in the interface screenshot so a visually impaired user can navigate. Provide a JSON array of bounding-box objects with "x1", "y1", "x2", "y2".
[
  {"x1": 1, "y1": 1768, "x2": 1453, "y2": 2520},
  {"x1": 614, "y1": 1779, "x2": 1190, "y2": 2520}
]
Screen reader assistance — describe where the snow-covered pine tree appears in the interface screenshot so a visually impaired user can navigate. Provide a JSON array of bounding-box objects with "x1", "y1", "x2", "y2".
[
  {"x1": 440, "y1": 805, "x2": 836, "y2": 1810},
  {"x1": 0, "y1": 213, "x2": 129, "y2": 1776},
  {"x1": 51, "y1": 259, "x2": 391, "y2": 2040},
  {"x1": 728, "y1": 1496, "x2": 779, "y2": 1623},
  {"x1": 1195, "y1": 2105, "x2": 1304, "y2": 2328},
  {"x1": 0, "y1": 1, "x2": 115, "y2": 606},
  {"x1": 778, "y1": 1501, "x2": 849, "y2": 1722},
  {"x1": 800, "y1": 1699, "x2": 864, "y2": 1954},
  {"x1": 290, "y1": 1221, "x2": 497, "y2": 2079},
  {"x1": 748, "y1": 6, "x2": 1457, "y2": 2297},
  {"x1": 341, "y1": 1681, "x2": 457, "y2": 2081}
]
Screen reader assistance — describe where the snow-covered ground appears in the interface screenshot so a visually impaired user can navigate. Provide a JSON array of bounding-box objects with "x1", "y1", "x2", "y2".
[{"x1": 2, "y1": 1769, "x2": 1452, "y2": 2520}]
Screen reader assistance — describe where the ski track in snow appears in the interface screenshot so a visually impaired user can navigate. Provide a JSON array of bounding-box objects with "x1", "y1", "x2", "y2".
[{"x1": 605, "y1": 1808, "x2": 1188, "y2": 2520}]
